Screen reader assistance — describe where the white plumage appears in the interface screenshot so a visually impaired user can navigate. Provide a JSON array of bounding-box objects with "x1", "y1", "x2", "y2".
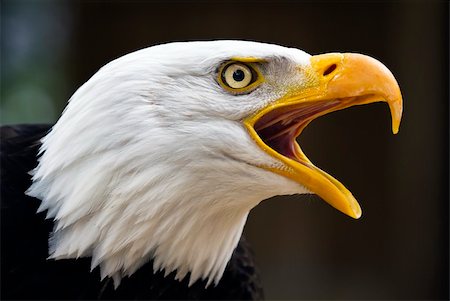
[{"x1": 27, "y1": 41, "x2": 312, "y2": 287}]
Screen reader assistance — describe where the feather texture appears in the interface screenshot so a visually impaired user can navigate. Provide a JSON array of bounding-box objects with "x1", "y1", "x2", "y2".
[
  {"x1": 25, "y1": 41, "x2": 310, "y2": 286},
  {"x1": 1, "y1": 124, "x2": 265, "y2": 299}
]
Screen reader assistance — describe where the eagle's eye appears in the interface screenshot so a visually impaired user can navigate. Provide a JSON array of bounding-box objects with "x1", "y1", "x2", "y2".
[
  {"x1": 218, "y1": 61, "x2": 263, "y2": 94},
  {"x1": 223, "y1": 63, "x2": 252, "y2": 89}
]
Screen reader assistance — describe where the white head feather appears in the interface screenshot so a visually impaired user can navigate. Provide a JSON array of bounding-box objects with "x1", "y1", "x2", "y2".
[{"x1": 27, "y1": 40, "x2": 311, "y2": 288}]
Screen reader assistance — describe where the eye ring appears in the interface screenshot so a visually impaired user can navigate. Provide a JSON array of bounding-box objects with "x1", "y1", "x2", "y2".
[{"x1": 218, "y1": 61, "x2": 263, "y2": 94}]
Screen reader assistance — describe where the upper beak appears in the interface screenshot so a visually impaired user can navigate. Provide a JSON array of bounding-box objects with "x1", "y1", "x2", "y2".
[
  {"x1": 311, "y1": 53, "x2": 402, "y2": 134},
  {"x1": 244, "y1": 53, "x2": 403, "y2": 219}
]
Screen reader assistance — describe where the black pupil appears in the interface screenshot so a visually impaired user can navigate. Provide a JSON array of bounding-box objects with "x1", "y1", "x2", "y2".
[{"x1": 233, "y1": 69, "x2": 245, "y2": 82}]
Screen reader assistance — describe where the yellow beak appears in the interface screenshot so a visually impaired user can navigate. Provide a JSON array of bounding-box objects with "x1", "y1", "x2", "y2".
[{"x1": 244, "y1": 53, "x2": 403, "y2": 219}]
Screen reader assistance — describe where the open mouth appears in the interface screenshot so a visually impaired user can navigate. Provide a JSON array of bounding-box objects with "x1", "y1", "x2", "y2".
[
  {"x1": 243, "y1": 53, "x2": 402, "y2": 219},
  {"x1": 252, "y1": 96, "x2": 377, "y2": 169},
  {"x1": 254, "y1": 100, "x2": 341, "y2": 166},
  {"x1": 247, "y1": 96, "x2": 384, "y2": 219}
]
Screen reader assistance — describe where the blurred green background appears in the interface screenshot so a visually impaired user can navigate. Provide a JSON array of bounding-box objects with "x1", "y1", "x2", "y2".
[{"x1": 1, "y1": 0, "x2": 448, "y2": 299}]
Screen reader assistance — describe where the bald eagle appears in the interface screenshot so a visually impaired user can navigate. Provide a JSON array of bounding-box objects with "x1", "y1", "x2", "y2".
[{"x1": 1, "y1": 41, "x2": 402, "y2": 299}]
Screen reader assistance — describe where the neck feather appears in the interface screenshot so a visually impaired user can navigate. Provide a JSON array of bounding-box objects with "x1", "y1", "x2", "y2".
[{"x1": 27, "y1": 124, "x2": 299, "y2": 287}]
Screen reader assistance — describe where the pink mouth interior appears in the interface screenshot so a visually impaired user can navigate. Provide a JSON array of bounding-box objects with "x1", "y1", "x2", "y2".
[{"x1": 253, "y1": 101, "x2": 340, "y2": 162}]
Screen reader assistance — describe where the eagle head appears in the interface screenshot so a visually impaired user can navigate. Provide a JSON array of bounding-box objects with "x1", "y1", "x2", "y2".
[{"x1": 27, "y1": 40, "x2": 402, "y2": 287}]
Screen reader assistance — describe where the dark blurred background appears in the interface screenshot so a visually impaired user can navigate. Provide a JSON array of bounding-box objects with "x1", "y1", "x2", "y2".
[{"x1": 1, "y1": 0, "x2": 448, "y2": 299}]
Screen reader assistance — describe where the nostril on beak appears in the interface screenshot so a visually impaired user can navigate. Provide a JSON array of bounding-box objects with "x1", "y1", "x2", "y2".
[{"x1": 323, "y1": 64, "x2": 337, "y2": 76}]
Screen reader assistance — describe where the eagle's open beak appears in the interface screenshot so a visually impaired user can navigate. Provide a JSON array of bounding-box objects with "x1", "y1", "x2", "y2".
[{"x1": 244, "y1": 53, "x2": 403, "y2": 219}]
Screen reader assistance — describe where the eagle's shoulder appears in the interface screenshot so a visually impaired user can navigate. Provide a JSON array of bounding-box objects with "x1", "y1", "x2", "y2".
[
  {"x1": 104, "y1": 236, "x2": 264, "y2": 300},
  {"x1": 1, "y1": 124, "x2": 52, "y2": 201}
]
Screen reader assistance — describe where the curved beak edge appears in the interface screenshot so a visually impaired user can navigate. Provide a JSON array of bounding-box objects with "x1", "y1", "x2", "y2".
[{"x1": 245, "y1": 52, "x2": 403, "y2": 219}]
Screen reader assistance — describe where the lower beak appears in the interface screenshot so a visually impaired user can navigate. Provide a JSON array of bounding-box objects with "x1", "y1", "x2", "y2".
[{"x1": 244, "y1": 53, "x2": 403, "y2": 219}]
